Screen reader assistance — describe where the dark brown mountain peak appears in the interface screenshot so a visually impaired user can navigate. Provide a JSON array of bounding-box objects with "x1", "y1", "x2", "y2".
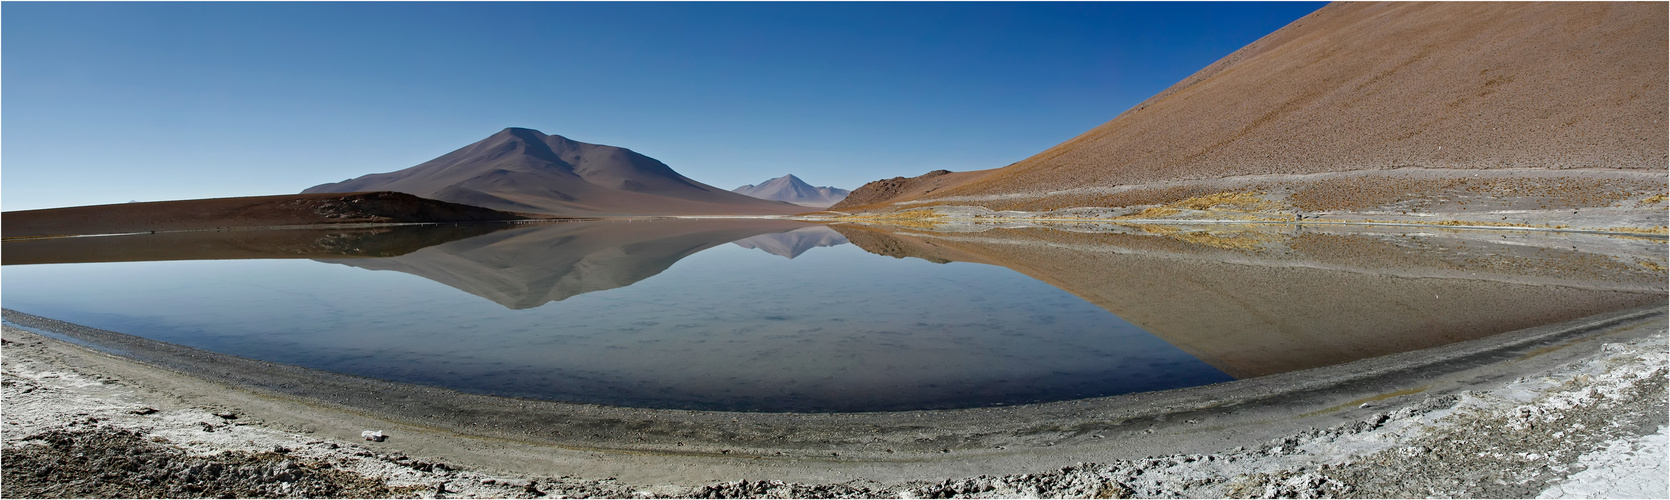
[{"x1": 303, "y1": 128, "x2": 801, "y2": 216}]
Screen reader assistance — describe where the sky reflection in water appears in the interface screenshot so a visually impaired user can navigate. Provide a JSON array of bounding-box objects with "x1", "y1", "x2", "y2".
[
  {"x1": 1, "y1": 221, "x2": 1235, "y2": 412},
  {"x1": 5, "y1": 220, "x2": 1663, "y2": 411}
]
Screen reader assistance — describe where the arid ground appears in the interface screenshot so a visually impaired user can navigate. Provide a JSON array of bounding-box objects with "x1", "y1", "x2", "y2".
[{"x1": 828, "y1": 3, "x2": 1667, "y2": 238}]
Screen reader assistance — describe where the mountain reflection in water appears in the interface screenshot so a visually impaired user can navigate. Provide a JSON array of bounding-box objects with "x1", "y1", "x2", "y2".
[
  {"x1": 730, "y1": 226, "x2": 849, "y2": 259},
  {"x1": 0, "y1": 223, "x2": 513, "y2": 265},
  {"x1": 2, "y1": 219, "x2": 1662, "y2": 411},
  {"x1": 317, "y1": 219, "x2": 826, "y2": 309},
  {"x1": 831, "y1": 223, "x2": 1665, "y2": 378}
]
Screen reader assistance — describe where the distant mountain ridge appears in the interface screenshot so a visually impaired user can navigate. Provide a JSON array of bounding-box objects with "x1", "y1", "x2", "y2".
[
  {"x1": 304, "y1": 128, "x2": 803, "y2": 216},
  {"x1": 733, "y1": 174, "x2": 849, "y2": 208}
]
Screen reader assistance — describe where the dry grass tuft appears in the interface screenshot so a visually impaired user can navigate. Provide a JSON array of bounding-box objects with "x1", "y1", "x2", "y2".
[
  {"x1": 1170, "y1": 191, "x2": 1279, "y2": 212},
  {"x1": 1606, "y1": 226, "x2": 1670, "y2": 235},
  {"x1": 827, "y1": 209, "x2": 945, "y2": 229},
  {"x1": 1116, "y1": 207, "x2": 1182, "y2": 219}
]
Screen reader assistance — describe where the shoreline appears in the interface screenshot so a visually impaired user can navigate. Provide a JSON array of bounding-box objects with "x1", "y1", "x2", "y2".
[
  {"x1": 0, "y1": 218, "x2": 580, "y2": 243},
  {"x1": 7, "y1": 215, "x2": 1666, "y2": 244},
  {"x1": 3, "y1": 306, "x2": 1666, "y2": 497}
]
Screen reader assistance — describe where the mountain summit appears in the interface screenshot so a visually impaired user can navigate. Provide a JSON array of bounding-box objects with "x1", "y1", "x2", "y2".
[
  {"x1": 732, "y1": 174, "x2": 850, "y2": 208},
  {"x1": 303, "y1": 128, "x2": 802, "y2": 216}
]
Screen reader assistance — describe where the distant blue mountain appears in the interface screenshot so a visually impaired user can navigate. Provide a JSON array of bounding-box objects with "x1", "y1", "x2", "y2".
[{"x1": 733, "y1": 174, "x2": 850, "y2": 208}]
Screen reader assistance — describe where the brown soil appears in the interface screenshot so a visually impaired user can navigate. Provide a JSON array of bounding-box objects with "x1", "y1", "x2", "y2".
[
  {"x1": 857, "y1": 169, "x2": 1667, "y2": 234},
  {"x1": 828, "y1": 169, "x2": 997, "y2": 211},
  {"x1": 861, "y1": 2, "x2": 1667, "y2": 210},
  {"x1": 0, "y1": 192, "x2": 531, "y2": 239}
]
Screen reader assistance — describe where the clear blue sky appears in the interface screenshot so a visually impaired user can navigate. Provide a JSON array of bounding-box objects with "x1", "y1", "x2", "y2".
[{"x1": 2, "y1": 2, "x2": 1323, "y2": 211}]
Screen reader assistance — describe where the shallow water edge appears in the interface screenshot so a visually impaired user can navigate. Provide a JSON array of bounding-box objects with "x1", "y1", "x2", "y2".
[{"x1": 2, "y1": 303, "x2": 1662, "y2": 485}]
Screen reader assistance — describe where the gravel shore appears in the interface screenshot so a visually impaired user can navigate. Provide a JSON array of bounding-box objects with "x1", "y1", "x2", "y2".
[{"x1": 3, "y1": 306, "x2": 1665, "y2": 498}]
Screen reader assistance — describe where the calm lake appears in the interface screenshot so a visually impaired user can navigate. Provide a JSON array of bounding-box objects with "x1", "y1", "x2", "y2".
[{"x1": 3, "y1": 219, "x2": 1664, "y2": 412}]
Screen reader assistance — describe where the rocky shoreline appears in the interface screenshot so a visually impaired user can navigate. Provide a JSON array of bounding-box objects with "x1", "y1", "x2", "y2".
[{"x1": 3, "y1": 308, "x2": 1666, "y2": 498}]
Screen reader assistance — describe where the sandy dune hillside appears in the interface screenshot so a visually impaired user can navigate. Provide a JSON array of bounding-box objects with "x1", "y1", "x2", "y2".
[{"x1": 834, "y1": 2, "x2": 1667, "y2": 214}]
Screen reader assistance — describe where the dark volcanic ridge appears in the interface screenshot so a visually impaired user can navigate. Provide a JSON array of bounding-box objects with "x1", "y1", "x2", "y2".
[
  {"x1": 0, "y1": 192, "x2": 529, "y2": 239},
  {"x1": 733, "y1": 174, "x2": 850, "y2": 208},
  {"x1": 305, "y1": 128, "x2": 804, "y2": 216}
]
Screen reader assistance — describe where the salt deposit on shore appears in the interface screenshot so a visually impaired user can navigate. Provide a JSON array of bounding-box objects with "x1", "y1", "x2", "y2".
[{"x1": 3, "y1": 305, "x2": 1665, "y2": 498}]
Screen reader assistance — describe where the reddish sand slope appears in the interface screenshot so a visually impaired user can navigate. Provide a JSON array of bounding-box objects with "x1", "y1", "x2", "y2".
[
  {"x1": 1, "y1": 192, "x2": 528, "y2": 238},
  {"x1": 828, "y1": 169, "x2": 997, "y2": 211},
  {"x1": 849, "y1": 2, "x2": 1666, "y2": 210}
]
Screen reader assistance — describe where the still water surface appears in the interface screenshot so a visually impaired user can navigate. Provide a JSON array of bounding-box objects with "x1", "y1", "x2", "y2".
[
  {"x1": 3, "y1": 220, "x2": 1663, "y2": 412},
  {"x1": 2, "y1": 221, "x2": 1233, "y2": 411}
]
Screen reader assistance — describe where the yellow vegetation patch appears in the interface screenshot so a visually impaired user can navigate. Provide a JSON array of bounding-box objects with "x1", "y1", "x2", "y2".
[
  {"x1": 1639, "y1": 193, "x2": 1668, "y2": 205},
  {"x1": 1115, "y1": 207, "x2": 1181, "y2": 219},
  {"x1": 1606, "y1": 226, "x2": 1670, "y2": 236},
  {"x1": 1639, "y1": 260, "x2": 1667, "y2": 273},
  {"x1": 1110, "y1": 191, "x2": 1282, "y2": 220},
  {"x1": 1168, "y1": 190, "x2": 1279, "y2": 212},
  {"x1": 828, "y1": 209, "x2": 945, "y2": 229}
]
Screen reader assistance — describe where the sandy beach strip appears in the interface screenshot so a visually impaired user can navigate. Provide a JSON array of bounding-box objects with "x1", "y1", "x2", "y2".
[{"x1": 3, "y1": 305, "x2": 1666, "y2": 498}]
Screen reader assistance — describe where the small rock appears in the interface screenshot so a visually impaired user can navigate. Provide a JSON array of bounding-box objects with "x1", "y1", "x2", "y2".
[
  {"x1": 361, "y1": 430, "x2": 386, "y2": 442},
  {"x1": 213, "y1": 411, "x2": 238, "y2": 420},
  {"x1": 128, "y1": 407, "x2": 159, "y2": 416}
]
